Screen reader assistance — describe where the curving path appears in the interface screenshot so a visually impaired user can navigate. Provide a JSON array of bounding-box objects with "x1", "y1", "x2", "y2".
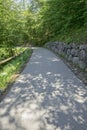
[{"x1": 0, "y1": 47, "x2": 87, "y2": 130}]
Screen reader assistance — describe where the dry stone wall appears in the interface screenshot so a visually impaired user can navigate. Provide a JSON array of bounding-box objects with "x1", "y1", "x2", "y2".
[{"x1": 45, "y1": 42, "x2": 87, "y2": 70}]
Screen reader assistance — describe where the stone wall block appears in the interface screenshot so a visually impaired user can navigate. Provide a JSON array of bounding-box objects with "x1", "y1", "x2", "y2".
[
  {"x1": 68, "y1": 55, "x2": 73, "y2": 61},
  {"x1": 79, "y1": 50, "x2": 86, "y2": 61},
  {"x1": 71, "y1": 49, "x2": 76, "y2": 56},
  {"x1": 67, "y1": 49, "x2": 71, "y2": 56},
  {"x1": 67, "y1": 44, "x2": 72, "y2": 49},
  {"x1": 79, "y1": 61, "x2": 86, "y2": 69},
  {"x1": 73, "y1": 57, "x2": 79, "y2": 64},
  {"x1": 85, "y1": 45, "x2": 87, "y2": 51},
  {"x1": 72, "y1": 43, "x2": 76, "y2": 48},
  {"x1": 79, "y1": 45, "x2": 86, "y2": 50}
]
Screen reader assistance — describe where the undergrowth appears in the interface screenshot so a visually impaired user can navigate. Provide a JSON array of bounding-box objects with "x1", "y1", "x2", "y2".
[{"x1": 0, "y1": 48, "x2": 32, "y2": 89}]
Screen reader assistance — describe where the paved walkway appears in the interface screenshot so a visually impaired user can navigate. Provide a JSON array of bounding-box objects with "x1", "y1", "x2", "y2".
[{"x1": 0, "y1": 47, "x2": 87, "y2": 130}]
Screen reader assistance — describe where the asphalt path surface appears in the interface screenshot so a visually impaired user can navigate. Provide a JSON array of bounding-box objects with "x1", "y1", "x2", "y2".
[{"x1": 0, "y1": 47, "x2": 87, "y2": 130}]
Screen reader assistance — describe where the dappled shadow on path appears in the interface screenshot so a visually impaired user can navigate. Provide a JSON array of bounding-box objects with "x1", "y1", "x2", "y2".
[{"x1": 0, "y1": 48, "x2": 87, "y2": 130}]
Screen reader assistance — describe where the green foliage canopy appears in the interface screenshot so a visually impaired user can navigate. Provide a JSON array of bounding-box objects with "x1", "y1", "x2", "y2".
[
  {"x1": 0, "y1": 0, "x2": 87, "y2": 48},
  {"x1": 26, "y1": 0, "x2": 87, "y2": 45}
]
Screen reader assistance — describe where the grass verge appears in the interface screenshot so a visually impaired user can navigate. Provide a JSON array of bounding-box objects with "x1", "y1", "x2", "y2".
[{"x1": 0, "y1": 48, "x2": 32, "y2": 91}]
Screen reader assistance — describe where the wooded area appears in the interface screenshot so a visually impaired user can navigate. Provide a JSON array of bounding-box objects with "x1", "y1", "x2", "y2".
[
  {"x1": 0, "y1": 0, "x2": 87, "y2": 58},
  {"x1": 28, "y1": 0, "x2": 87, "y2": 45}
]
